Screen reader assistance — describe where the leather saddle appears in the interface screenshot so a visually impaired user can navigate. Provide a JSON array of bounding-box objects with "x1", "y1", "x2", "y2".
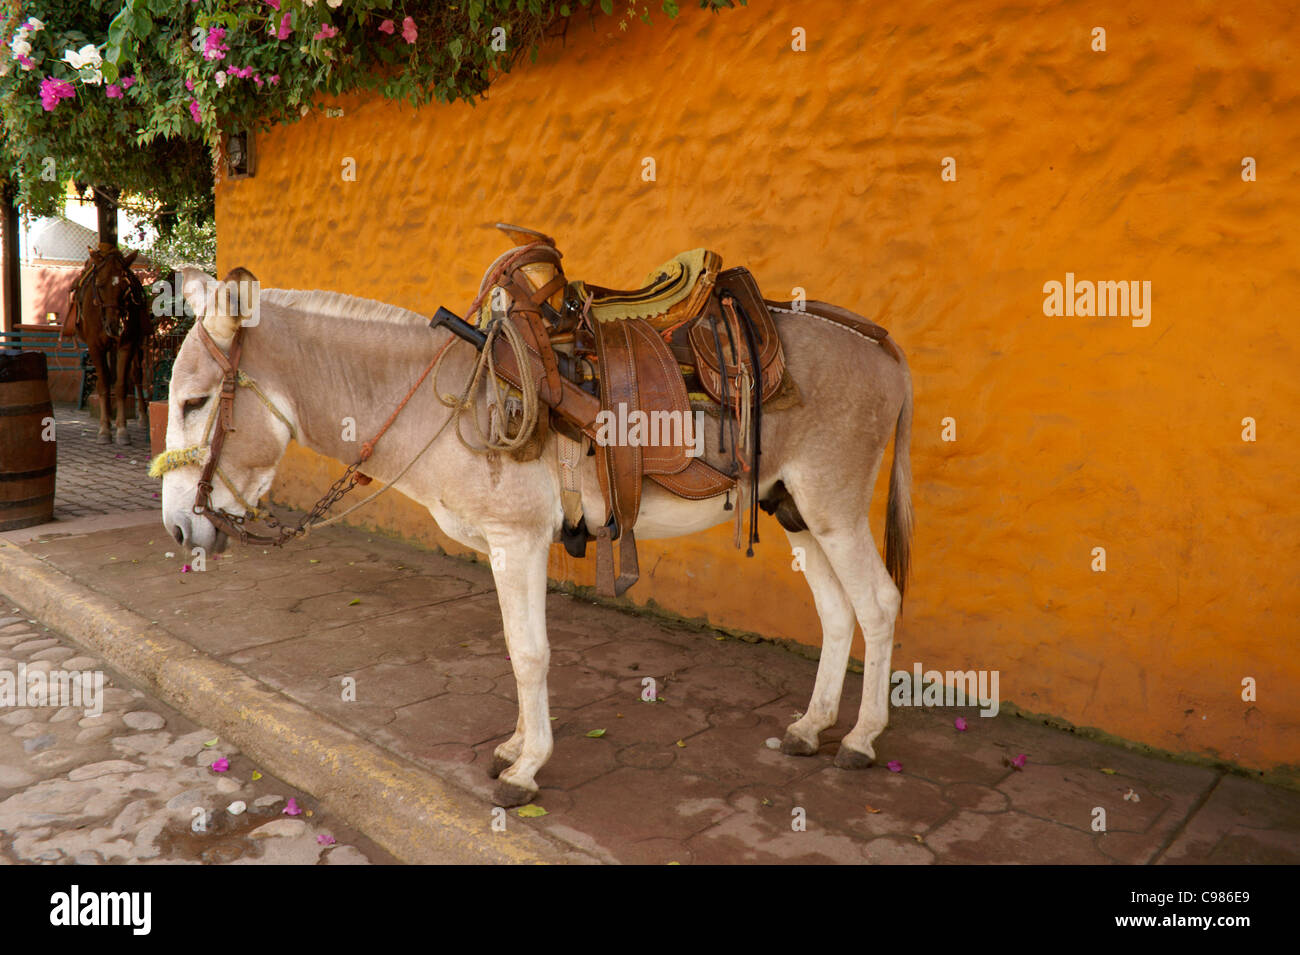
[{"x1": 463, "y1": 225, "x2": 796, "y2": 597}]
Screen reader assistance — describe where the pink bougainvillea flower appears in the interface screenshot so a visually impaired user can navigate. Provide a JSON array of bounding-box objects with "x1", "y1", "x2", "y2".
[
  {"x1": 188, "y1": 99, "x2": 201, "y2": 123},
  {"x1": 105, "y1": 84, "x2": 123, "y2": 99},
  {"x1": 253, "y1": 74, "x2": 263, "y2": 88},
  {"x1": 401, "y1": 16, "x2": 417, "y2": 43},
  {"x1": 378, "y1": 19, "x2": 395, "y2": 34},
  {"x1": 1011, "y1": 753, "x2": 1028, "y2": 769},
  {"x1": 283, "y1": 797, "x2": 303, "y2": 816},
  {"x1": 202, "y1": 25, "x2": 229, "y2": 61},
  {"x1": 954, "y1": 716, "x2": 967, "y2": 731},
  {"x1": 887, "y1": 760, "x2": 903, "y2": 773},
  {"x1": 268, "y1": 74, "x2": 280, "y2": 85},
  {"x1": 316, "y1": 833, "x2": 336, "y2": 846},
  {"x1": 16, "y1": 53, "x2": 35, "y2": 71},
  {"x1": 277, "y1": 12, "x2": 292, "y2": 40},
  {"x1": 39, "y1": 77, "x2": 76, "y2": 111},
  {"x1": 264, "y1": 0, "x2": 280, "y2": 9},
  {"x1": 120, "y1": 75, "x2": 135, "y2": 89},
  {"x1": 210, "y1": 758, "x2": 230, "y2": 772},
  {"x1": 181, "y1": 563, "x2": 192, "y2": 572},
  {"x1": 314, "y1": 24, "x2": 339, "y2": 40},
  {"x1": 184, "y1": 77, "x2": 194, "y2": 91}
]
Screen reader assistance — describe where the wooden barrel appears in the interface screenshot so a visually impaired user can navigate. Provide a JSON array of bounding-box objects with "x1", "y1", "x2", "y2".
[{"x1": 0, "y1": 351, "x2": 56, "y2": 531}]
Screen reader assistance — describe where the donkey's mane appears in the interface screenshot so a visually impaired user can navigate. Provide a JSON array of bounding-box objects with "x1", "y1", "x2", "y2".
[{"x1": 261, "y1": 288, "x2": 426, "y2": 326}]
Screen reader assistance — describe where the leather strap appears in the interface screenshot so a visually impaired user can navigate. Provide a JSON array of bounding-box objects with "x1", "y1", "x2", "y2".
[{"x1": 593, "y1": 317, "x2": 643, "y2": 534}]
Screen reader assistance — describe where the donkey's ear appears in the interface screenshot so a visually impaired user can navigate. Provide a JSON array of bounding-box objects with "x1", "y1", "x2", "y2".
[
  {"x1": 122, "y1": 249, "x2": 139, "y2": 267},
  {"x1": 181, "y1": 268, "x2": 218, "y2": 319}
]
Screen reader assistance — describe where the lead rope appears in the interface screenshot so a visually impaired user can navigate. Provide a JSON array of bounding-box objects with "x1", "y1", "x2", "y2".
[{"x1": 297, "y1": 300, "x2": 540, "y2": 533}]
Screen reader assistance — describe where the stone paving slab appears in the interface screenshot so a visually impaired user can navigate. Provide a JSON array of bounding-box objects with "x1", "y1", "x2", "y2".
[{"x1": 9, "y1": 518, "x2": 1300, "y2": 865}]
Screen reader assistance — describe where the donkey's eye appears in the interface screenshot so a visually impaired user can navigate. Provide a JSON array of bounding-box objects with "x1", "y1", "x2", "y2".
[{"x1": 182, "y1": 396, "x2": 209, "y2": 416}]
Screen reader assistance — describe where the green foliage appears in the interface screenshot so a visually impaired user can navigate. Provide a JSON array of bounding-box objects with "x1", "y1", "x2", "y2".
[
  {"x1": 0, "y1": 1, "x2": 741, "y2": 226},
  {"x1": 144, "y1": 204, "x2": 216, "y2": 274}
]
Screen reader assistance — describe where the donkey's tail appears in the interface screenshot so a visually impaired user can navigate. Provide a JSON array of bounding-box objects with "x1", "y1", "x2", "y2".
[{"x1": 884, "y1": 355, "x2": 914, "y2": 601}]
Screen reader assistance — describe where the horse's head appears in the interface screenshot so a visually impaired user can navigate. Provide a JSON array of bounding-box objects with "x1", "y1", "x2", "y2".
[
  {"x1": 154, "y1": 267, "x2": 296, "y2": 554},
  {"x1": 81, "y1": 245, "x2": 143, "y2": 338}
]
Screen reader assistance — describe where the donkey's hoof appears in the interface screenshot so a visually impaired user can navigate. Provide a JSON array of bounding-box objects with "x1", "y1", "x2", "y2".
[
  {"x1": 780, "y1": 731, "x2": 819, "y2": 757},
  {"x1": 833, "y1": 745, "x2": 875, "y2": 770},
  {"x1": 96, "y1": 431, "x2": 112, "y2": 445},
  {"x1": 114, "y1": 429, "x2": 131, "y2": 446},
  {"x1": 489, "y1": 753, "x2": 514, "y2": 779},
  {"x1": 493, "y1": 780, "x2": 537, "y2": 809}
]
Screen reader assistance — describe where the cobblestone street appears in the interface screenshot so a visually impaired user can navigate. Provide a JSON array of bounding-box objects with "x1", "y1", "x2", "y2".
[
  {"x1": 0, "y1": 597, "x2": 392, "y2": 865},
  {"x1": 49, "y1": 405, "x2": 157, "y2": 520}
]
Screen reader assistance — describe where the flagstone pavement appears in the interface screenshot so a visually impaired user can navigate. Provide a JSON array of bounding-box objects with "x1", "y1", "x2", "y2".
[{"x1": 8, "y1": 515, "x2": 1300, "y2": 865}]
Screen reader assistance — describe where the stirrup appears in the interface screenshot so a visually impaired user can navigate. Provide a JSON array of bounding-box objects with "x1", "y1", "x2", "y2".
[{"x1": 594, "y1": 517, "x2": 639, "y2": 597}]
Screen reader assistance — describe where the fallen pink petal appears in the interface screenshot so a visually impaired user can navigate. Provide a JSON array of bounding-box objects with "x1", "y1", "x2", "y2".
[
  {"x1": 180, "y1": 564, "x2": 191, "y2": 573},
  {"x1": 887, "y1": 760, "x2": 902, "y2": 773},
  {"x1": 316, "y1": 834, "x2": 336, "y2": 846},
  {"x1": 210, "y1": 758, "x2": 229, "y2": 772},
  {"x1": 283, "y1": 797, "x2": 303, "y2": 816},
  {"x1": 954, "y1": 716, "x2": 967, "y2": 731},
  {"x1": 1012, "y1": 753, "x2": 1028, "y2": 768}
]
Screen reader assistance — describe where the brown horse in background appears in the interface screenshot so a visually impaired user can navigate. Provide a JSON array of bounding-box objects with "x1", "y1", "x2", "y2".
[{"x1": 65, "y1": 244, "x2": 151, "y2": 445}]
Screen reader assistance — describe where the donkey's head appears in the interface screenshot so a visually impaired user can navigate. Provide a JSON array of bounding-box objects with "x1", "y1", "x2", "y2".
[{"x1": 154, "y1": 267, "x2": 297, "y2": 554}]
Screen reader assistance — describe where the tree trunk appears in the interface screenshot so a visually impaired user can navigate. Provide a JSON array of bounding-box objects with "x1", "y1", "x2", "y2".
[
  {"x1": 94, "y1": 184, "x2": 120, "y2": 247},
  {"x1": 1, "y1": 177, "x2": 20, "y2": 334}
]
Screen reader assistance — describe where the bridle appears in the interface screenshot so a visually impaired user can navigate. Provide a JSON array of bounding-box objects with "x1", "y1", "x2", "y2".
[{"x1": 74, "y1": 250, "x2": 145, "y2": 339}]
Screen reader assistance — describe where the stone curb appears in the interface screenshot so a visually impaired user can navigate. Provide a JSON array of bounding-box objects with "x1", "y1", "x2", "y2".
[{"x1": 0, "y1": 537, "x2": 589, "y2": 865}]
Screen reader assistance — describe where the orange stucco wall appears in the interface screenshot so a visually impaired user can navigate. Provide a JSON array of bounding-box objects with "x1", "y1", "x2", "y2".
[{"x1": 216, "y1": 0, "x2": 1300, "y2": 771}]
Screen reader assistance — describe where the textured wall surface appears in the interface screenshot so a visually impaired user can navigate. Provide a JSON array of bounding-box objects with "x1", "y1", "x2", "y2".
[{"x1": 216, "y1": 0, "x2": 1300, "y2": 770}]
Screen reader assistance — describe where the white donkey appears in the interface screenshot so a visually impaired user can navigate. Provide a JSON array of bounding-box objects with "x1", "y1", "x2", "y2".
[{"x1": 158, "y1": 265, "x2": 913, "y2": 807}]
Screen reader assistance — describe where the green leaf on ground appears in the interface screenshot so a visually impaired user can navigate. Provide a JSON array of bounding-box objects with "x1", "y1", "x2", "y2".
[
  {"x1": 585, "y1": 728, "x2": 606, "y2": 738},
  {"x1": 203, "y1": 738, "x2": 218, "y2": 747},
  {"x1": 516, "y1": 804, "x2": 548, "y2": 817},
  {"x1": 348, "y1": 598, "x2": 361, "y2": 605}
]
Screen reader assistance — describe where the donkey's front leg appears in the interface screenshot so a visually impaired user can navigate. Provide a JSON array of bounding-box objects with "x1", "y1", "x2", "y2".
[{"x1": 489, "y1": 532, "x2": 554, "y2": 808}]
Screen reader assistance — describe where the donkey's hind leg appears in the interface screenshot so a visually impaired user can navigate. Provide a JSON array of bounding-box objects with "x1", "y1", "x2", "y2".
[
  {"x1": 812, "y1": 523, "x2": 902, "y2": 768},
  {"x1": 780, "y1": 529, "x2": 858, "y2": 756}
]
